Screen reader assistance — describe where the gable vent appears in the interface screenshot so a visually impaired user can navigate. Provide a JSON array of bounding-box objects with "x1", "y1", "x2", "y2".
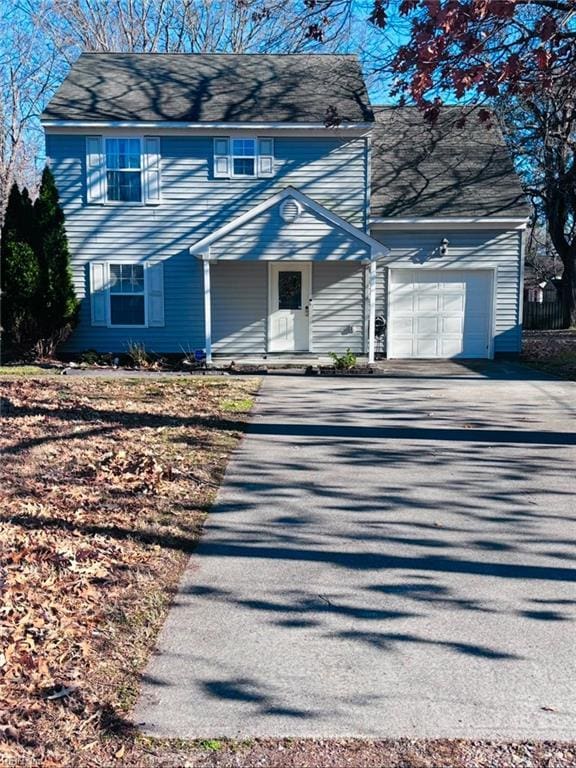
[{"x1": 280, "y1": 198, "x2": 302, "y2": 223}]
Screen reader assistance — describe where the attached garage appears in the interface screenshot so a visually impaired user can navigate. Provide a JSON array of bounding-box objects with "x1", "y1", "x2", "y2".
[{"x1": 387, "y1": 269, "x2": 494, "y2": 359}]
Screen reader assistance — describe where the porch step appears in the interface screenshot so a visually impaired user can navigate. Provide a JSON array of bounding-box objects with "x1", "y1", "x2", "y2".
[{"x1": 212, "y1": 354, "x2": 369, "y2": 369}]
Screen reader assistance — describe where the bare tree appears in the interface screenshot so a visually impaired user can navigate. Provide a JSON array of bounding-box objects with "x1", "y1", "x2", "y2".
[
  {"x1": 38, "y1": 0, "x2": 353, "y2": 59},
  {"x1": 0, "y1": 2, "x2": 60, "y2": 224}
]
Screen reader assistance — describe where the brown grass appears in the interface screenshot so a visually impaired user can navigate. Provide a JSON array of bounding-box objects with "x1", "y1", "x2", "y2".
[
  {"x1": 0, "y1": 374, "x2": 258, "y2": 766},
  {"x1": 522, "y1": 330, "x2": 576, "y2": 379}
]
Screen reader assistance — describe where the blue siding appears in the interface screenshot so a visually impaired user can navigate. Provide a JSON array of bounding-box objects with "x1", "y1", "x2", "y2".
[{"x1": 47, "y1": 133, "x2": 368, "y2": 353}]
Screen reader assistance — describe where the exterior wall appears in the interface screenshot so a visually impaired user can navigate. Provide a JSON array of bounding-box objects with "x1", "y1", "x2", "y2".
[
  {"x1": 46, "y1": 132, "x2": 368, "y2": 353},
  {"x1": 212, "y1": 262, "x2": 267, "y2": 355},
  {"x1": 312, "y1": 262, "x2": 365, "y2": 353},
  {"x1": 371, "y1": 228, "x2": 524, "y2": 354}
]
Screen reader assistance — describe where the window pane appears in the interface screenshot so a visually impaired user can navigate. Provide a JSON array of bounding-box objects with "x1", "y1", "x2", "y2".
[
  {"x1": 118, "y1": 138, "x2": 141, "y2": 169},
  {"x1": 278, "y1": 271, "x2": 302, "y2": 310},
  {"x1": 106, "y1": 138, "x2": 140, "y2": 170},
  {"x1": 233, "y1": 158, "x2": 255, "y2": 176},
  {"x1": 232, "y1": 138, "x2": 255, "y2": 157},
  {"x1": 110, "y1": 264, "x2": 121, "y2": 292},
  {"x1": 110, "y1": 295, "x2": 145, "y2": 325},
  {"x1": 110, "y1": 264, "x2": 144, "y2": 294},
  {"x1": 124, "y1": 264, "x2": 144, "y2": 292},
  {"x1": 107, "y1": 170, "x2": 142, "y2": 202}
]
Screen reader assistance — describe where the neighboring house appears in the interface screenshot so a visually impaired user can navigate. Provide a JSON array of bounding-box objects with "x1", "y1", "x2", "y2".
[
  {"x1": 41, "y1": 53, "x2": 530, "y2": 362},
  {"x1": 525, "y1": 281, "x2": 559, "y2": 304}
]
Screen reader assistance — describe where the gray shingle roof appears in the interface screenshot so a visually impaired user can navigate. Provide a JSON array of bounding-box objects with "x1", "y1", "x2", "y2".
[
  {"x1": 42, "y1": 53, "x2": 373, "y2": 124},
  {"x1": 371, "y1": 106, "x2": 530, "y2": 219}
]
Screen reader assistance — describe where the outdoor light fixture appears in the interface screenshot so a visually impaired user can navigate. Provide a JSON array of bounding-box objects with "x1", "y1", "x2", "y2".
[{"x1": 439, "y1": 237, "x2": 450, "y2": 256}]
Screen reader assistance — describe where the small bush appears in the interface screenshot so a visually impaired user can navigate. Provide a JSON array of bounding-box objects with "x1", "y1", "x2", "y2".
[
  {"x1": 79, "y1": 349, "x2": 99, "y2": 365},
  {"x1": 126, "y1": 341, "x2": 149, "y2": 368},
  {"x1": 329, "y1": 348, "x2": 357, "y2": 371}
]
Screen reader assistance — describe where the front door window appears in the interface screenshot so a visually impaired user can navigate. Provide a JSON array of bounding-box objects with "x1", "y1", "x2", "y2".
[{"x1": 278, "y1": 271, "x2": 302, "y2": 310}]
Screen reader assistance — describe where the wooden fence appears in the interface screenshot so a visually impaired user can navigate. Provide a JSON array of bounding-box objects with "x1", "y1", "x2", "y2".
[{"x1": 523, "y1": 301, "x2": 564, "y2": 330}]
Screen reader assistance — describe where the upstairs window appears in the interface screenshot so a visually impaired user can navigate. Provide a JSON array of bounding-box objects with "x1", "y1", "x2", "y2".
[
  {"x1": 109, "y1": 263, "x2": 145, "y2": 325},
  {"x1": 231, "y1": 138, "x2": 256, "y2": 177},
  {"x1": 86, "y1": 136, "x2": 161, "y2": 205},
  {"x1": 213, "y1": 137, "x2": 274, "y2": 179},
  {"x1": 105, "y1": 138, "x2": 142, "y2": 202}
]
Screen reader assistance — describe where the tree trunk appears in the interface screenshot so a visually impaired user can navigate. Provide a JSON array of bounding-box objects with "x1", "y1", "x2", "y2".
[{"x1": 560, "y1": 249, "x2": 576, "y2": 327}]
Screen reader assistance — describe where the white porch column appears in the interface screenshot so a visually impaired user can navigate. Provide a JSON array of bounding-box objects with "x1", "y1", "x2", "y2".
[
  {"x1": 368, "y1": 258, "x2": 377, "y2": 364},
  {"x1": 203, "y1": 257, "x2": 212, "y2": 364}
]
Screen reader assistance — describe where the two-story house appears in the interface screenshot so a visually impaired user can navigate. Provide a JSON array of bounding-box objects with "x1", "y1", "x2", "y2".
[{"x1": 41, "y1": 53, "x2": 530, "y2": 363}]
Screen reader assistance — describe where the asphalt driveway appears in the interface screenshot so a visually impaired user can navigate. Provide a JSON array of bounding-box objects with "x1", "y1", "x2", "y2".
[{"x1": 136, "y1": 362, "x2": 576, "y2": 740}]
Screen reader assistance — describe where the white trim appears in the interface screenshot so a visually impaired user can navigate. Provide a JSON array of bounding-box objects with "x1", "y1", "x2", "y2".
[
  {"x1": 518, "y1": 229, "x2": 526, "y2": 329},
  {"x1": 370, "y1": 217, "x2": 530, "y2": 231},
  {"x1": 386, "y1": 266, "x2": 497, "y2": 360},
  {"x1": 42, "y1": 119, "x2": 373, "y2": 131},
  {"x1": 189, "y1": 187, "x2": 389, "y2": 259},
  {"x1": 364, "y1": 134, "x2": 371, "y2": 233},
  {"x1": 203, "y1": 259, "x2": 212, "y2": 363},
  {"x1": 368, "y1": 260, "x2": 377, "y2": 364}
]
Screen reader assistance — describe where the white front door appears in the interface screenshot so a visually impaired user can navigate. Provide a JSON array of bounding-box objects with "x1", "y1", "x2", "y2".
[{"x1": 268, "y1": 263, "x2": 311, "y2": 352}]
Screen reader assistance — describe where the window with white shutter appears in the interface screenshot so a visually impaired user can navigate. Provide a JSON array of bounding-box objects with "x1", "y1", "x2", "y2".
[
  {"x1": 213, "y1": 136, "x2": 275, "y2": 179},
  {"x1": 89, "y1": 261, "x2": 164, "y2": 328}
]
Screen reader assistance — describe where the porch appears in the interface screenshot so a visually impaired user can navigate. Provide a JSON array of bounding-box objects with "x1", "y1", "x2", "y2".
[{"x1": 188, "y1": 187, "x2": 388, "y2": 364}]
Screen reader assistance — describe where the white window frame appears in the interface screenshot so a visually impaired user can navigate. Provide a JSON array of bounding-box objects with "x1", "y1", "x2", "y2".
[
  {"x1": 108, "y1": 262, "x2": 148, "y2": 328},
  {"x1": 104, "y1": 136, "x2": 144, "y2": 205},
  {"x1": 230, "y1": 136, "x2": 257, "y2": 179}
]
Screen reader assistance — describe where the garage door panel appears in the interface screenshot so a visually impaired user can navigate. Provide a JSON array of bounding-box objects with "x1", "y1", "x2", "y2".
[
  {"x1": 415, "y1": 337, "x2": 439, "y2": 357},
  {"x1": 390, "y1": 316, "x2": 414, "y2": 335},
  {"x1": 442, "y1": 315, "x2": 464, "y2": 334},
  {"x1": 442, "y1": 293, "x2": 465, "y2": 312},
  {"x1": 440, "y1": 337, "x2": 464, "y2": 357},
  {"x1": 415, "y1": 315, "x2": 439, "y2": 335},
  {"x1": 388, "y1": 269, "x2": 493, "y2": 359},
  {"x1": 416, "y1": 295, "x2": 440, "y2": 312},
  {"x1": 392, "y1": 293, "x2": 416, "y2": 312}
]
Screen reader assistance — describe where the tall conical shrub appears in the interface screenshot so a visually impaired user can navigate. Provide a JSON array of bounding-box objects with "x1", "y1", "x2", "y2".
[
  {"x1": 0, "y1": 184, "x2": 40, "y2": 353},
  {"x1": 33, "y1": 166, "x2": 79, "y2": 343}
]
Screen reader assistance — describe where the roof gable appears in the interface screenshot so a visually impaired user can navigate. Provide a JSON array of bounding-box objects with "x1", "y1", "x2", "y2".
[
  {"x1": 189, "y1": 187, "x2": 388, "y2": 260},
  {"x1": 42, "y1": 53, "x2": 373, "y2": 125}
]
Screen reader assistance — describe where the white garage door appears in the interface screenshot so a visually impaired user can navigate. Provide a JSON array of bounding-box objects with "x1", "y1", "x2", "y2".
[{"x1": 388, "y1": 269, "x2": 493, "y2": 359}]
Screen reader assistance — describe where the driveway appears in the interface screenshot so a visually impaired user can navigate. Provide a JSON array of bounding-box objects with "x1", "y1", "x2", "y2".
[{"x1": 136, "y1": 363, "x2": 576, "y2": 740}]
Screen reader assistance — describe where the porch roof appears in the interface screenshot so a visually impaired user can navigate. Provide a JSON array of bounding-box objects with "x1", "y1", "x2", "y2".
[{"x1": 189, "y1": 187, "x2": 389, "y2": 261}]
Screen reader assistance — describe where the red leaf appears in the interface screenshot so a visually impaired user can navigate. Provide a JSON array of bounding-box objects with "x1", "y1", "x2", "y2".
[
  {"x1": 537, "y1": 14, "x2": 557, "y2": 41},
  {"x1": 399, "y1": 0, "x2": 419, "y2": 15},
  {"x1": 369, "y1": 0, "x2": 387, "y2": 28},
  {"x1": 478, "y1": 108, "x2": 492, "y2": 124}
]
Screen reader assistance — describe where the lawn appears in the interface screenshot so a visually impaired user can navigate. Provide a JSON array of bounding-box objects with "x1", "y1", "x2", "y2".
[
  {"x1": 522, "y1": 330, "x2": 576, "y2": 379},
  {"x1": 0, "y1": 374, "x2": 259, "y2": 766}
]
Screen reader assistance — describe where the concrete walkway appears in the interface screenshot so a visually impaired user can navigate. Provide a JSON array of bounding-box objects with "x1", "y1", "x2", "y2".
[{"x1": 135, "y1": 363, "x2": 576, "y2": 740}]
